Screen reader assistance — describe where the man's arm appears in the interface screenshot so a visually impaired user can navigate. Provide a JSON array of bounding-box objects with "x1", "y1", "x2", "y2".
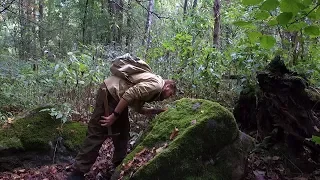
[
  {"x1": 138, "y1": 107, "x2": 167, "y2": 115},
  {"x1": 114, "y1": 98, "x2": 129, "y2": 115},
  {"x1": 100, "y1": 80, "x2": 162, "y2": 126},
  {"x1": 100, "y1": 98, "x2": 128, "y2": 126}
]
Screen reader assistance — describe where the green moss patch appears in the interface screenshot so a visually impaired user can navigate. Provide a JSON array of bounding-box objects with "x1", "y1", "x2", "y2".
[
  {"x1": 120, "y1": 98, "x2": 243, "y2": 180},
  {"x1": 0, "y1": 108, "x2": 87, "y2": 152},
  {"x1": 62, "y1": 122, "x2": 87, "y2": 150}
]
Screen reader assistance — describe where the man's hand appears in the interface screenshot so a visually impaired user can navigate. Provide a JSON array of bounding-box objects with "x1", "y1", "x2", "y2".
[
  {"x1": 143, "y1": 107, "x2": 167, "y2": 115},
  {"x1": 152, "y1": 108, "x2": 167, "y2": 114},
  {"x1": 100, "y1": 114, "x2": 117, "y2": 127}
]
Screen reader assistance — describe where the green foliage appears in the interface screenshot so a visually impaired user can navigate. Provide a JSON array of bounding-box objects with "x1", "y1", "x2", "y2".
[
  {"x1": 0, "y1": 0, "x2": 319, "y2": 119},
  {"x1": 304, "y1": 26, "x2": 320, "y2": 37},
  {"x1": 311, "y1": 135, "x2": 320, "y2": 145},
  {"x1": 40, "y1": 103, "x2": 74, "y2": 124},
  {"x1": 276, "y1": 12, "x2": 293, "y2": 25},
  {"x1": 0, "y1": 46, "x2": 110, "y2": 121},
  {"x1": 260, "y1": 35, "x2": 276, "y2": 49},
  {"x1": 234, "y1": 0, "x2": 320, "y2": 87},
  {"x1": 260, "y1": 0, "x2": 279, "y2": 11},
  {"x1": 242, "y1": 0, "x2": 264, "y2": 6}
]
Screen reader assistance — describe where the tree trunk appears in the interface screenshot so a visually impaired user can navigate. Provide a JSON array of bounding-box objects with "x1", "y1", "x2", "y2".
[
  {"x1": 213, "y1": 0, "x2": 221, "y2": 48},
  {"x1": 116, "y1": 0, "x2": 123, "y2": 46},
  {"x1": 82, "y1": 0, "x2": 89, "y2": 44},
  {"x1": 31, "y1": 0, "x2": 37, "y2": 59},
  {"x1": 143, "y1": 0, "x2": 154, "y2": 50},
  {"x1": 19, "y1": 0, "x2": 29, "y2": 60},
  {"x1": 87, "y1": 0, "x2": 94, "y2": 44},
  {"x1": 125, "y1": 0, "x2": 132, "y2": 51},
  {"x1": 25, "y1": 0, "x2": 32, "y2": 58},
  {"x1": 19, "y1": 0, "x2": 24, "y2": 60},
  {"x1": 291, "y1": 32, "x2": 300, "y2": 66},
  {"x1": 39, "y1": 0, "x2": 44, "y2": 55},
  {"x1": 183, "y1": 0, "x2": 188, "y2": 17},
  {"x1": 108, "y1": 0, "x2": 117, "y2": 47},
  {"x1": 192, "y1": 0, "x2": 198, "y2": 9}
]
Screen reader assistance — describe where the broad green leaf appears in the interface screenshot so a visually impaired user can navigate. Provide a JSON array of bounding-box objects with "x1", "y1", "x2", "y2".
[
  {"x1": 316, "y1": 7, "x2": 320, "y2": 20},
  {"x1": 255, "y1": 11, "x2": 270, "y2": 20},
  {"x1": 280, "y1": 0, "x2": 300, "y2": 13},
  {"x1": 260, "y1": 0, "x2": 279, "y2": 11},
  {"x1": 302, "y1": 0, "x2": 312, "y2": 6},
  {"x1": 242, "y1": 0, "x2": 263, "y2": 6},
  {"x1": 233, "y1": 21, "x2": 255, "y2": 29},
  {"x1": 308, "y1": 6, "x2": 320, "y2": 20},
  {"x1": 304, "y1": 26, "x2": 320, "y2": 37},
  {"x1": 276, "y1": 12, "x2": 293, "y2": 25},
  {"x1": 267, "y1": 18, "x2": 278, "y2": 26},
  {"x1": 260, "y1": 35, "x2": 276, "y2": 49},
  {"x1": 312, "y1": 135, "x2": 320, "y2": 145},
  {"x1": 287, "y1": 22, "x2": 307, "y2": 32},
  {"x1": 296, "y1": 1, "x2": 308, "y2": 10},
  {"x1": 248, "y1": 31, "x2": 262, "y2": 43}
]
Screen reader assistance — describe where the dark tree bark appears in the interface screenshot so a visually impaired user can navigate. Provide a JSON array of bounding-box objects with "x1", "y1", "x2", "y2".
[
  {"x1": 30, "y1": 0, "x2": 37, "y2": 58},
  {"x1": 108, "y1": 0, "x2": 123, "y2": 47},
  {"x1": 143, "y1": 0, "x2": 154, "y2": 50},
  {"x1": 213, "y1": 0, "x2": 221, "y2": 48},
  {"x1": 183, "y1": 0, "x2": 188, "y2": 17},
  {"x1": 125, "y1": 0, "x2": 133, "y2": 51},
  {"x1": 19, "y1": 0, "x2": 27, "y2": 60},
  {"x1": 234, "y1": 57, "x2": 320, "y2": 160},
  {"x1": 38, "y1": 0, "x2": 44, "y2": 55},
  {"x1": 108, "y1": 0, "x2": 116, "y2": 44},
  {"x1": 291, "y1": 32, "x2": 300, "y2": 66},
  {"x1": 116, "y1": 0, "x2": 124, "y2": 45},
  {"x1": 192, "y1": 0, "x2": 198, "y2": 9},
  {"x1": 82, "y1": 0, "x2": 89, "y2": 44}
]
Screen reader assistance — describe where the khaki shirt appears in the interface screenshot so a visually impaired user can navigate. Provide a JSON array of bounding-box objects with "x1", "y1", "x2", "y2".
[{"x1": 104, "y1": 72, "x2": 165, "y2": 112}]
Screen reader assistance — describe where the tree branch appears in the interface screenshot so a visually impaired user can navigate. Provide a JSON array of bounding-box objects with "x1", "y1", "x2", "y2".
[
  {"x1": 0, "y1": 0, "x2": 16, "y2": 13},
  {"x1": 288, "y1": 3, "x2": 320, "y2": 26},
  {"x1": 135, "y1": 0, "x2": 170, "y2": 19}
]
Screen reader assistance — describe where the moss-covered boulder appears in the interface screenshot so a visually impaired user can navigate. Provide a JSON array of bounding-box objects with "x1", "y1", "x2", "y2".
[
  {"x1": 118, "y1": 98, "x2": 254, "y2": 180},
  {"x1": 0, "y1": 107, "x2": 87, "y2": 171}
]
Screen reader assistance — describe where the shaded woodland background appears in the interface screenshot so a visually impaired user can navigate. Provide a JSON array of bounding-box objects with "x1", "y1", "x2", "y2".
[
  {"x1": 1, "y1": 0, "x2": 320, "y2": 179},
  {"x1": 1, "y1": 0, "x2": 319, "y2": 121}
]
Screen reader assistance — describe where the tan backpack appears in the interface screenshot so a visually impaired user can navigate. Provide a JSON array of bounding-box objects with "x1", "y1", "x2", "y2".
[{"x1": 110, "y1": 53, "x2": 152, "y2": 83}]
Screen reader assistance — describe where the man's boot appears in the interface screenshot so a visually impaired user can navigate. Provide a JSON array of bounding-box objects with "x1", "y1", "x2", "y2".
[
  {"x1": 96, "y1": 168, "x2": 115, "y2": 180},
  {"x1": 96, "y1": 163, "x2": 119, "y2": 180},
  {"x1": 67, "y1": 171, "x2": 85, "y2": 180}
]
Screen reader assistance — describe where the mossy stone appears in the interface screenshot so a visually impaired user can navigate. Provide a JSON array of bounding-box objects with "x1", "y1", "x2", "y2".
[
  {"x1": 122, "y1": 98, "x2": 244, "y2": 180},
  {"x1": 0, "y1": 108, "x2": 87, "y2": 153}
]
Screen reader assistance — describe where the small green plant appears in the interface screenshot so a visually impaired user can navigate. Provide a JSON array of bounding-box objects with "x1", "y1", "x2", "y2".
[
  {"x1": 40, "y1": 103, "x2": 74, "y2": 123},
  {"x1": 311, "y1": 135, "x2": 320, "y2": 145}
]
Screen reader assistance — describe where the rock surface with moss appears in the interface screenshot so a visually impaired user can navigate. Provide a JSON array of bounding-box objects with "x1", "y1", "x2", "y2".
[
  {"x1": 0, "y1": 107, "x2": 87, "y2": 171},
  {"x1": 118, "y1": 98, "x2": 254, "y2": 180}
]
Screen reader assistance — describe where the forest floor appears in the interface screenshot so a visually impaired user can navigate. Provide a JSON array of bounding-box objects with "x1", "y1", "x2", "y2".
[{"x1": 0, "y1": 110, "x2": 319, "y2": 180}]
